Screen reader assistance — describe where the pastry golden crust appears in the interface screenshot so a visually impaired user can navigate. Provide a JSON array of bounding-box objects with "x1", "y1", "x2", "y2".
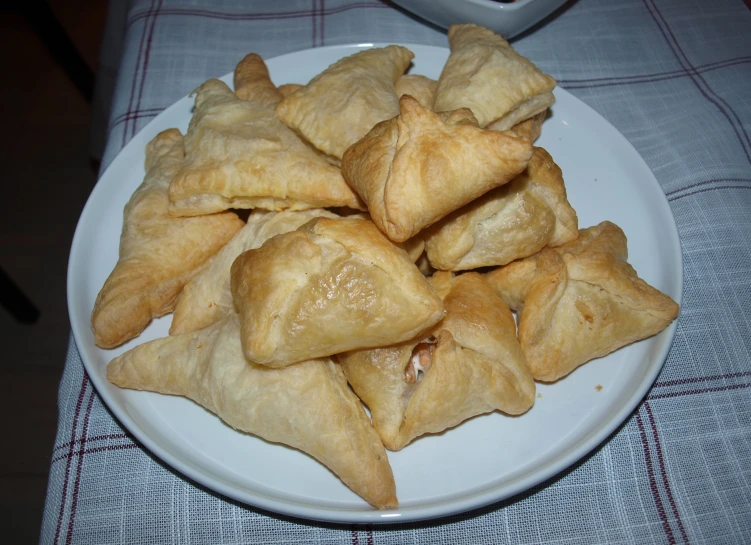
[
  {"x1": 170, "y1": 209, "x2": 339, "y2": 335},
  {"x1": 91, "y1": 129, "x2": 243, "y2": 349},
  {"x1": 485, "y1": 222, "x2": 680, "y2": 381},
  {"x1": 435, "y1": 24, "x2": 556, "y2": 129},
  {"x1": 167, "y1": 79, "x2": 364, "y2": 216},
  {"x1": 339, "y1": 272, "x2": 535, "y2": 451},
  {"x1": 275, "y1": 45, "x2": 414, "y2": 159},
  {"x1": 233, "y1": 53, "x2": 283, "y2": 107},
  {"x1": 424, "y1": 147, "x2": 578, "y2": 270},
  {"x1": 394, "y1": 74, "x2": 438, "y2": 109},
  {"x1": 496, "y1": 110, "x2": 547, "y2": 142},
  {"x1": 341, "y1": 95, "x2": 533, "y2": 242},
  {"x1": 230, "y1": 217, "x2": 445, "y2": 367},
  {"x1": 107, "y1": 314, "x2": 397, "y2": 509}
]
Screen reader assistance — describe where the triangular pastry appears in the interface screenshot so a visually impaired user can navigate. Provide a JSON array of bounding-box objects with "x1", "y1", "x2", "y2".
[
  {"x1": 485, "y1": 221, "x2": 680, "y2": 381},
  {"x1": 107, "y1": 314, "x2": 398, "y2": 509},
  {"x1": 233, "y1": 52, "x2": 284, "y2": 107},
  {"x1": 435, "y1": 24, "x2": 556, "y2": 130},
  {"x1": 275, "y1": 45, "x2": 414, "y2": 159},
  {"x1": 167, "y1": 78, "x2": 363, "y2": 216},
  {"x1": 170, "y1": 209, "x2": 340, "y2": 336},
  {"x1": 339, "y1": 272, "x2": 535, "y2": 451},
  {"x1": 424, "y1": 147, "x2": 578, "y2": 270},
  {"x1": 230, "y1": 217, "x2": 445, "y2": 367},
  {"x1": 342, "y1": 95, "x2": 533, "y2": 242},
  {"x1": 91, "y1": 129, "x2": 243, "y2": 348}
]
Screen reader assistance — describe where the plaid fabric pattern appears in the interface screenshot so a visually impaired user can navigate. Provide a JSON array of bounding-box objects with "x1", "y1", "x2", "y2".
[{"x1": 43, "y1": 0, "x2": 751, "y2": 543}]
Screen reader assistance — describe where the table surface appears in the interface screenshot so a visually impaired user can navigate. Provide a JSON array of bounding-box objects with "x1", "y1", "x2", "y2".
[{"x1": 43, "y1": 1, "x2": 751, "y2": 543}]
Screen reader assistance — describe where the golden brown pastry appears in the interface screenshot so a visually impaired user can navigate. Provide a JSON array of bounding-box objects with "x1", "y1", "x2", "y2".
[
  {"x1": 275, "y1": 45, "x2": 414, "y2": 159},
  {"x1": 233, "y1": 53, "x2": 283, "y2": 107},
  {"x1": 394, "y1": 74, "x2": 438, "y2": 109},
  {"x1": 342, "y1": 95, "x2": 533, "y2": 242},
  {"x1": 108, "y1": 314, "x2": 397, "y2": 509},
  {"x1": 496, "y1": 110, "x2": 547, "y2": 142},
  {"x1": 424, "y1": 147, "x2": 578, "y2": 270},
  {"x1": 167, "y1": 79, "x2": 363, "y2": 216},
  {"x1": 435, "y1": 24, "x2": 556, "y2": 130},
  {"x1": 277, "y1": 83, "x2": 303, "y2": 98},
  {"x1": 485, "y1": 222, "x2": 680, "y2": 381},
  {"x1": 230, "y1": 217, "x2": 445, "y2": 367},
  {"x1": 339, "y1": 272, "x2": 535, "y2": 451},
  {"x1": 91, "y1": 129, "x2": 243, "y2": 349},
  {"x1": 170, "y1": 209, "x2": 340, "y2": 336}
]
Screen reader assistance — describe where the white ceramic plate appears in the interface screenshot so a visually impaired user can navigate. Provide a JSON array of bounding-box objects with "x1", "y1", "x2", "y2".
[{"x1": 68, "y1": 44, "x2": 682, "y2": 524}]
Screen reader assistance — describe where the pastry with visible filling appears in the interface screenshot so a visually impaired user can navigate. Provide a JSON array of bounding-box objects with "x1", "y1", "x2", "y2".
[
  {"x1": 435, "y1": 24, "x2": 556, "y2": 130},
  {"x1": 91, "y1": 129, "x2": 243, "y2": 348},
  {"x1": 342, "y1": 95, "x2": 533, "y2": 242},
  {"x1": 107, "y1": 314, "x2": 398, "y2": 509},
  {"x1": 339, "y1": 271, "x2": 535, "y2": 451},
  {"x1": 485, "y1": 221, "x2": 680, "y2": 382},
  {"x1": 424, "y1": 147, "x2": 578, "y2": 270},
  {"x1": 275, "y1": 45, "x2": 414, "y2": 159},
  {"x1": 230, "y1": 217, "x2": 445, "y2": 367}
]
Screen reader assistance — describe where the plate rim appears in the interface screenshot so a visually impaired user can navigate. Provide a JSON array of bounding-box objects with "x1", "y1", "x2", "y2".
[{"x1": 68, "y1": 42, "x2": 684, "y2": 525}]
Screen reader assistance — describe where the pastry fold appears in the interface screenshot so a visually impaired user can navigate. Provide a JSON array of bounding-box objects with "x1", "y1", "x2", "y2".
[
  {"x1": 435, "y1": 24, "x2": 556, "y2": 130},
  {"x1": 167, "y1": 78, "x2": 363, "y2": 216},
  {"x1": 170, "y1": 209, "x2": 339, "y2": 336},
  {"x1": 233, "y1": 53, "x2": 284, "y2": 107},
  {"x1": 91, "y1": 129, "x2": 243, "y2": 348},
  {"x1": 394, "y1": 74, "x2": 438, "y2": 109},
  {"x1": 485, "y1": 221, "x2": 680, "y2": 381},
  {"x1": 275, "y1": 45, "x2": 414, "y2": 159},
  {"x1": 339, "y1": 272, "x2": 535, "y2": 451},
  {"x1": 342, "y1": 95, "x2": 533, "y2": 242},
  {"x1": 230, "y1": 217, "x2": 445, "y2": 367},
  {"x1": 107, "y1": 314, "x2": 397, "y2": 509},
  {"x1": 496, "y1": 110, "x2": 547, "y2": 143},
  {"x1": 424, "y1": 147, "x2": 578, "y2": 270}
]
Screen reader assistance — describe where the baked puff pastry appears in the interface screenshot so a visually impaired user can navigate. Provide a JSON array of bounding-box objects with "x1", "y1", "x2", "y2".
[
  {"x1": 233, "y1": 53, "x2": 284, "y2": 107},
  {"x1": 497, "y1": 110, "x2": 547, "y2": 143},
  {"x1": 485, "y1": 221, "x2": 680, "y2": 382},
  {"x1": 423, "y1": 147, "x2": 578, "y2": 270},
  {"x1": 275, "y1": 45, "x2": 414, "y2": 159},
  {"x1": 342, "y1": 95, "x2": 533, "y2": 242},
  {"x1": 170, "y1": 209, "x2": 340, "y2": 336},
  {"x1": 435, "y1": 24, "x2": 556, "y2": 130},
  {"x1": 230, "y1": 217, "x2": 445, "y2": 367},
  {"x1": 339, "y1": 271, "x2": 535, "y2": 451},
  {"x1": 394, "y1": 74, "x2": 438, "y2": 109},
  {"x1": 107, "y1": 314, "x2": 397, "y2": 509},
  {"x1": 167, "y1": 78, "x2": 363, "y2": 216},
  {"x1": 91, "y1": 129, "x2": 243, "y2": 349}
]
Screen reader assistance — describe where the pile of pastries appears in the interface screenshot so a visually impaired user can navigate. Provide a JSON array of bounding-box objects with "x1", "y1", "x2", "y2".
[{"x1": 92, "y1": 24, "x2": 679, "y2": 509}]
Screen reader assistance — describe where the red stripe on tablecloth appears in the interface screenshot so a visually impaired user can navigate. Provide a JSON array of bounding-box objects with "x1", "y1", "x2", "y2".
[
  {"x1": 122, "y1": 0, "x2": 156, "y2": 148},
  {"x1": 53, "y1": 433, "x2": 129, "y2": 454},
  {"x1": 644, "y1": 0, "x2": 751, "y2": 166},
  {"x1": 51, "y1": 443, "x2": 140, "y2": 464},
  {"x1": 665, "y1": 178, "x2": 751, "y2": 197},
  {"x1": 65, "y1": 384, "x2": 97, "y2": 545},
  {"x1": 655, "y1": 371, "x2": 751, "y2": 388},
  {"x1": 650, "y1": 382, "x2": 751, "y2": 400},
  {"x1": 668, "y1": 185, "x2": 751, "y2": 202},
  {"x1": 111, "y1": 107, "x2": 163, "y2": 125},
  {"x1": 127, "y1": 2, "x2": 388, "y2": 27},
  {"x1": 557, "y1": 56, "x2": 751, "y2": 87},
  {"x1": 351, "y1": 528, "x2": 359, "y2": 545},
  {"x1": 131, "y1": 0, "x2": 164, "y2": 141},
  {"x1": 645, "y1": 403, "x2": 690, "y2": 544},
  {"x1": 367, "y1": 527, "x2": 374, "y2": 545},
  {"x1": 636, "y1": 409, "x2": 676, "y2": 544},
  {"x1": 53, "y1": 374, "x2": 89, "y2": 545}
]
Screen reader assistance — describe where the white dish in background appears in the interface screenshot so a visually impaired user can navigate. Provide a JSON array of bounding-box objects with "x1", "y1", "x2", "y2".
[
  {"x1": 68, "y1": 44, "x2": 682, "y2": 524},
  {"x1": 391, "y1": 0, "x2": 569, "y2": 39}
]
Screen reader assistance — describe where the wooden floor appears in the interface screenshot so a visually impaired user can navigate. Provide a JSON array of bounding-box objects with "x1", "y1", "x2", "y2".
[{"x1": 0, "y1": 3, "x2": 106, "y2": 543}]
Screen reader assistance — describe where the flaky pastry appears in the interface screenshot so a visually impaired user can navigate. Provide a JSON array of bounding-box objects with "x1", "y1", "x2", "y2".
[
  {"x1": 496, "y1": 110, "x2": 547, "y2": 143},
  {"x1": 394, "y1": 74, "x2": 438, "y2": 109},
  {"x1": 108, "y1": 314, "x2": 397, "y2": 509},
  {"x1": 485, "y1": 221, "x2": 680, "y2": 381},
  {"x1": 233, "y1": 53, "x2": 284, "y2": 107},
  {"x1": 230, "y1": 217, "x2": 445, "y2": 367},
  {"x1": 342, "y1": 95, "x2": 533, "y2": 242},
  {"x1": 339, "y1": 272, "x2": 535, "y2": 451},
  {"x1": 435, "y1": 24, "x2": 556, "y2": 130},
  {"x1": 424, "y1": 147, "x2": 578, "y2": 270},
  {"x1": 275, "y1": 45, "x2": 414, "y2": 159},
  {"x1": 167, "y1": 79, "x2": 363, "y2": 215},
  {"x1": 91, "y1": 129, "x2": 242, "y2": 348}
]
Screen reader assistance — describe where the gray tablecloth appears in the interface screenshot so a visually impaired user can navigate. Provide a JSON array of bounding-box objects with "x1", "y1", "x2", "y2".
[{"x1": 43, "y1": 0, "x2": 751, "y2": 543}]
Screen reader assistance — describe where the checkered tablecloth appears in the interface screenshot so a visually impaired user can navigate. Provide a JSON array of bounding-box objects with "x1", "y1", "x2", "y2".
[{"x1": 43, "y1": 1, "x2": 751, "y2": 543}]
